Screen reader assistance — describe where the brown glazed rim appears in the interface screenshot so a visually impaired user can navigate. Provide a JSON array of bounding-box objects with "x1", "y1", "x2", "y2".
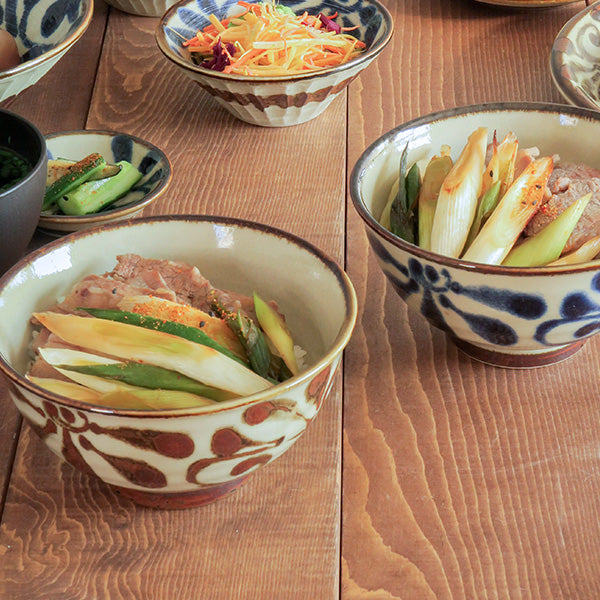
[
  {"x1": 0, "y1": 215, "x2": 358, "y2": 418},
  {"x1": 39, "y1": 129, "x2": 173, "y2": 225},
  {"x1": 155, "y1": 0, "x2": 394, "y2": 83},
  {"x1": 350, "y1": 100, "x2": 600, "y2": 277},
  {"x1": 549, "y1": 1, "x2": 600, "y2": 111},
  {"x1": 0, "y1": 0, "x2": 94, "y2": 81}
]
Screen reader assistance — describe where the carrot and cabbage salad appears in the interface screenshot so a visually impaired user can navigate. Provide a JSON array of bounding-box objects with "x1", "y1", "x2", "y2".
[{"x1": 183, "y1": 0, "x2": 366, "y2": 76}]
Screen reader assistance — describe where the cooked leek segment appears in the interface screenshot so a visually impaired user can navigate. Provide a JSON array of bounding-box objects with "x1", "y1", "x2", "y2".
[
  {"x1": 390, "y1": 145, "x2": 418, "y2": 243},
  {"x1": 495, "y1": 132, "x2": 518, "y2": 198},
  {"x1": 503, "y1": 193, "x2": 592, "y2": 267},
  {"x1": 430, "y1": 127, "x2": 488, "y2": 258},
  {"x1": 27, "y1": 375, "x2": 102, "y2": 402},
  {"x1": 254, "y1": 293, "x2": 299, "y2": 376},
  {"x1": 39, "y1": 347, "x2": 236, "y2": 402},
  {"x1": 28, "y1": 373, "x2": 212, "y2": 409},
  {"x1": 464, "y1": 179, "x2": 502, "y2": 251},
  {"x1": 34, "y1": 312, "x2": 271, "y2": 396},
  {"x1": 549, "y1": 235, "x2": 600, "y2": 266},
  {"x1": 225, "y1": 310, "x2": 273, "y2": 378},
  {"x1": 379, "y1": 178, "x2": 399, "y2": 231},
  {"x1": 117, "y1": 294, "x2": 244, "y2": 357},
  {"x1": 417, "y1": 155, "x2": 453, "y2": 251},
  {"x1": 480, "y1": 138, "x2": 500, "y2": 199},
  {"x1": 50, "y1": 367, "x2": 217, "y2": 408},
  {"x1": 461, "y1": 157, "x2": 553, "y2": 265},
  {"x1": 98, "y1": 390, "x2": 215, "y2": 409},
  {"x1": 82, "y1": 306, "x2": 245, "y2": 365}
]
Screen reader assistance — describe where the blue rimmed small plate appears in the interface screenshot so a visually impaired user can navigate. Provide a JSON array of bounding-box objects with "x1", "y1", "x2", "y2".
[{"x1": 39, "y1": 130, "x2": 172, "y2": 234}]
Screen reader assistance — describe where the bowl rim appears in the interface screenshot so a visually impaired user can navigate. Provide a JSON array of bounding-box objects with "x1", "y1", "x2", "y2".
[
  {"x1": 38, "y1": 128, "x2": 173, "y2": 226},
  {"x1": 155, "y1": 0, "x2": 394, "y2": 83},
  {"x1": 0, "y1": 0, "x2": 94, "y2": 80},
  {"x1": 0, "y1": 107, "x2": 47, "y2": 197},
  {"x1": 350, "y1": 100, "x2": 600, "y2": 276},
  {"x1": 549, "y1": 1, "x2": 600, "y2": 111},
  {"x1": 0, "y1": 214, "x2": 358, "y2": 417}
]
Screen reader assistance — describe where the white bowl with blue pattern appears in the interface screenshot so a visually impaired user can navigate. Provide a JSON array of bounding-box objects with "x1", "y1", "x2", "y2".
[
  {"x1": 550, "y1": 1, "x2": 600, "y2": 111},
  {"x1": 103, "y1": 0, "x2": 179, "y2": 17},
  {"x1": 39, "y1": 130, "x2": 172, "y2": 234},
  {"x1": 351, "y1": 102, "x2": 600, "y2": 368},
  {"x1": 0, "y1": 0, "x2": 93, "y2": 102},
  {"x1": 156, "y1": 0, "x2": 393, "y2": 127}
]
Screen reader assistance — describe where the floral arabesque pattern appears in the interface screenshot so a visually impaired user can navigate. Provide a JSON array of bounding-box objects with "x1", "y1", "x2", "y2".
[{"x1": 368, "y1": 234, "x2": 564, "y2": 348}]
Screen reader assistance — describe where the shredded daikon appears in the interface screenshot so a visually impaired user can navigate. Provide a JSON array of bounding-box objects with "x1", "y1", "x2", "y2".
[{"x1": 183, "y1": 0, "x2": 366, "y2": 76}]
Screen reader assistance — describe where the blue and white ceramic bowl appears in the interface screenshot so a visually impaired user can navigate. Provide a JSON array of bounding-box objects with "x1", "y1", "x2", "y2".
[
  {"x1": 0, "y1": 0, "x2": 93, "y2": 102},
  {"x1": 351, "y1": 103, "x2": 600, "y2": 368},
  {"x1": 104, "y1": 0, "x2": 178, "y2": 17},
  {"x1": 156, "y1": 0, "x2": 393, "y2": 127},
  {"x1": 39, "y1": 130, "x2": 172, "y2": 233},
  {"x1": 550, "y1": 1, "x2": 600, "y2": 111}
]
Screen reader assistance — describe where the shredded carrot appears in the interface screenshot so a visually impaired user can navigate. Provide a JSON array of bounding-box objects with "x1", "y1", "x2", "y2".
[{"x1": 184, "y1": 0, "x2": 365, "y2": 75}]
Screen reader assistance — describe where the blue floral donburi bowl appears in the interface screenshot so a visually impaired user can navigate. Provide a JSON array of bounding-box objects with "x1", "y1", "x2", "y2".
[{"x1": 351, "y1": 102, "x2": 600, "y2": 368}]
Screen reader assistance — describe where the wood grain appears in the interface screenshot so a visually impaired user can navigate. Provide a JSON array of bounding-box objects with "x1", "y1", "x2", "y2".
[
  {"x1": 86, "y1": 11, "x2": 347, "y2": 255},
  {"x1": 3, "y1": 0, "x2": 599, "y2": 597},
  {"x1": 0, "y1": 3, "x2": 345, "y2": 599},
  {"x1": 0, "y1": 381, "x2": 21, "y2": 515},
  {"x1": 343, "y1": 1, "x2": 599, "y2": 599},
  {"x1": 2, "y1": 1, "x2": 109, "y2": 133},
  {"x1": 0, "y1": 378, "x2": 341, "y2": 599},
  {"x1": 0, "y1": 0, "x2": 109, "y2": 526}
]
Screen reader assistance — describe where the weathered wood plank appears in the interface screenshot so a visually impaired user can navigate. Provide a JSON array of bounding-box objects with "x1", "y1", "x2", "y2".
[
  {"x1": 343, "y1": 1, "x2": 600, "y2": 598},
  {"x1": 0, "y1": 6, "x2": 345, "y2": 599},
  {"x1": 0, "y1": 0, "x2": 109, "y2": 515}
]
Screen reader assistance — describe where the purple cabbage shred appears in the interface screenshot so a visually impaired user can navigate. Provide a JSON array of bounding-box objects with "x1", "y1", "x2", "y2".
[
  {"x1": 202, "y1": 40, "x2": 236, "y2": 72},
  {"x1": 318, "y1": 13, "x2": 341, "y2": 34}
]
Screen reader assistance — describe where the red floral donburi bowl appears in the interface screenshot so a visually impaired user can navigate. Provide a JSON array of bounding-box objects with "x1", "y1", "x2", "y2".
[{"x1": 0, "y1": 216, "x2": 357, "y2": 508}]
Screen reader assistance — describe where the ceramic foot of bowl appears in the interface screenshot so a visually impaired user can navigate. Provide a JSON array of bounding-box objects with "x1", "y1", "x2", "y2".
[
  {"x1": 115, "y1": 477, "x2": 249, "y2": 509},
  {"x1": 452, "y1": 337, "x2": 586, "y2": 368}
]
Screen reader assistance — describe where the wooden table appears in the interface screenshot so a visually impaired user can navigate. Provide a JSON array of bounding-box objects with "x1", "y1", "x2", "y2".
[{"x1": 1, "y1": 0, "x2": 598, "y2": 597}]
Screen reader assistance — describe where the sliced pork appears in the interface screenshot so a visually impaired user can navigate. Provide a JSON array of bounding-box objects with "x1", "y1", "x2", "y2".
[{"x1": 525, "y1": 162, "x2": 600, "y2": 254}]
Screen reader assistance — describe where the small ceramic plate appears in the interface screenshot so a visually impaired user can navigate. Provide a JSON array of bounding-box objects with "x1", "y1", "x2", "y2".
[
  {"x1": 475, "y1": 0, "x2": 581, "y2": 7},
  {"x1": 39, "y1": 130, "x2": 172, "y2": 233},
  {"x1": 550, "y1": 1, "x2": 600, "y2": 109}
]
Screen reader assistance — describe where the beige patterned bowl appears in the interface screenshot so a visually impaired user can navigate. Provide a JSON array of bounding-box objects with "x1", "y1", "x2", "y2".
[
  {"x1": 550, "y1": 1, "x2": 600, "y2": 110},
  {"x1": 0, "y1": 216, "x2": 357, "y2": 508},
  {"x1": 0, "y1": 0, "x2": 93, "y2": 102},
  {"x1": 156, "y1": 0, "x2": 393, "y2": 127}
]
